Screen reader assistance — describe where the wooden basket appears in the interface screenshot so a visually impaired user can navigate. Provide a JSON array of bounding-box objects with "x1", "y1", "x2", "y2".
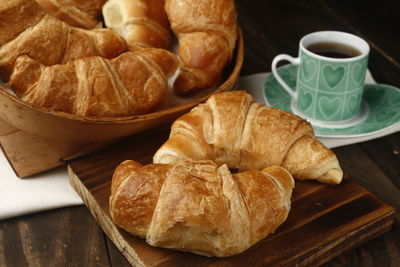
[{"x1": 0, "y1": 30, "x2": 244, "y2": 177}]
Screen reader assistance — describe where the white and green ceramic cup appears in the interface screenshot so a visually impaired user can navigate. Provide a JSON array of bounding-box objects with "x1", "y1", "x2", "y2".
[{"x1": 271, "y1": 31, "x2": 370, "y2": 127}]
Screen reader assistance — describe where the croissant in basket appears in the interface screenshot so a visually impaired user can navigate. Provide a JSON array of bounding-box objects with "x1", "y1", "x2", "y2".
[
  {"x1": 109, "y1": 159, "x2": 294, "y2": 257},
  {"x1": 153, "y1": 90, "x2": 343, "y2": 184},
  {"x1": 0, "y1": 0, "x2": 127, "y2": 80},
  {"x1": 102, "y1": 0, "x2": 171, "y2": 49},
  {"x1": 35, "y1": 0, "x2": 107, "y2": 29},
  {"x1": 102, "y1": 0, "x2": 239, "y2": 95},
  {"x1": 165, "y1": 0, "x2": 238, "y2": 96},
  {"x1": 9, "y1": 47, "x2": 178, "y2": 117}
]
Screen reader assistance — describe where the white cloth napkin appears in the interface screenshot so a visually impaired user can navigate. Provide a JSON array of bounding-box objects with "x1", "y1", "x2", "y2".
[
  {"x1": 0, "y1": 71, "x2": 398, "y2": 220},
  {"x1": 0, "y1": 151, "x2": 83, "y2": 220}
]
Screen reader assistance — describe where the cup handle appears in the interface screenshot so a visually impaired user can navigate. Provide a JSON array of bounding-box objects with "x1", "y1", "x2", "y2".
[{"x1": 271, "y1": 54, "x2": 300, "y2": 98}]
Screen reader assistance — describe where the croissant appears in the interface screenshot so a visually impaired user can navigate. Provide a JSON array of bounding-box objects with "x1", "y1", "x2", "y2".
[
  {"x1": 35, "y1": 0, "x2": 106, "y2": 29},
  {"x1": 103, "y1": 0, "x2": 171, "y2": 49},
  {"x1": 0, "y1": 0, "x2": 45, "y2": 46},
  {"x1": 153, "y1": 91, "x2": 343, "y2": 184},
  {"x1": 165, "y1": 0, "x2": 238, "y2": 96},
  {"x1": 0, "y1": 0, "x2": 127, "y2": 80},
  {"x1": 110, "y1": 159, "x2": 294, "y2": 257},
  {"x1": 9, "y1": 48, "x2": 178, "y2": 117}
]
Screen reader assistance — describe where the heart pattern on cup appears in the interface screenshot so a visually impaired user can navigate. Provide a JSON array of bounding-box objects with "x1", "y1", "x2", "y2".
[
  {"x1": 298, "y1": 90, "x2": 313, "y2": 112},
  {"x1": 301, "y1": 58, "x2": 317, "y2": 82},
  {"x1": 352, "y1": 61, "x2": 366, "y2": 86},
  {"x1": 323, "y1": 65, "x2": 345, "y2": 88},
  {"x1": 318, "y1": 96, "x2": 342, "y2": 120},
  {"x1": 347, "y1": 94, "x2": 362, "y2": 116}
]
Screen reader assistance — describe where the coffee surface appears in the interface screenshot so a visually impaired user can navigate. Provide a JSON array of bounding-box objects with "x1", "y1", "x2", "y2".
[{"x1": 306, "y1": 42, "x2": 361, "y2": 58}]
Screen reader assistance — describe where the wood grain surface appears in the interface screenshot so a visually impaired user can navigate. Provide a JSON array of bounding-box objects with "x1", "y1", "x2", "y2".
[
  {"x1": 67, "y1": 129, "x2": 394, "y2": 266},
  {"x1": 1, "y1": 0, "x2": 400, "y2": 266}
]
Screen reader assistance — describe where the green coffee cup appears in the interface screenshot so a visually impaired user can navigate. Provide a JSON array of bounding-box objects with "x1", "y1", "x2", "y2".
[{"x1": 271, "y1": 31, "x2": 370, "y2": 127}]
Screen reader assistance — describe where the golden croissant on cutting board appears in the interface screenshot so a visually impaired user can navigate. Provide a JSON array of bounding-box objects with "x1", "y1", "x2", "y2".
[
  {"x1": 9, "y1": 48, "x2": 178, "y2": 117},
  {"x1": 109, "y1": 159, "x2": 294, "y2": 257},
  {"x1": 0, "y1": 0, "x2": 127, "y2": 80},
  {"x1": 153, "y1": 90, "x2": 343, "y2": 184}
]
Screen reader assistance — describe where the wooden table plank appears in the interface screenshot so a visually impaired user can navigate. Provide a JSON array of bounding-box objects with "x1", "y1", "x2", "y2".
[
  {"x1": 0, "y1": 207, "x2": 110, "y2": 267},
  {"x1": 106, "y1": 239, "x2": 132, "y2": 267},
  {"x1": 360, "y1": 133, "x2": 400, "y2": 190}
]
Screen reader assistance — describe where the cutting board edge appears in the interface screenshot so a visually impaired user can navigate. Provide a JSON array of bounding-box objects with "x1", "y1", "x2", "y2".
[
  {"x1": 288, "y1": 208, "x2": 394, "y2": 266},
  {"x1": 68, "y1": 166, "x2": 146, "y2": 267}
]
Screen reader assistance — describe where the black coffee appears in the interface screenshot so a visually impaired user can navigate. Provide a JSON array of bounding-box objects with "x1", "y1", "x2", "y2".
[{"x1": 306, "y1": 42, "x2": 361, "y2": 58}]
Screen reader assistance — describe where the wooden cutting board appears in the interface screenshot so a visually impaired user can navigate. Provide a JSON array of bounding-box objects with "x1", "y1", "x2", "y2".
[{"x1": 68, "y1": 128, "x2": 395, "y2": 267}]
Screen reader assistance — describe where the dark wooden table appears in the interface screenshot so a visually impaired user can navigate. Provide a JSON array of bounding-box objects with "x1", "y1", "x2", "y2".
[{"x1": 1, "y1": 0, "x2": 399, "y2": 266}]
